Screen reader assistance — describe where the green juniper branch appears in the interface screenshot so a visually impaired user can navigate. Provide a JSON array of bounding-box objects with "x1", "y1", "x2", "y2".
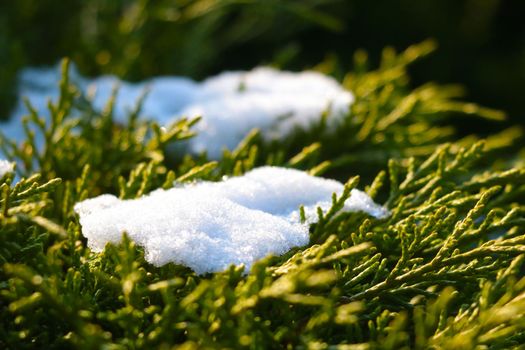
[{"x1": 0, "y1": 43, "x2": 525, "y2": 349}]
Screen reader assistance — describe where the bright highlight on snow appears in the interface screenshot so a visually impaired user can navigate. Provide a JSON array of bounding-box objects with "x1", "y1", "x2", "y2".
[
  {"x1": 74, "y1": 166, "x2": 388, "y2": 274},
  {"x1": 3, "y1": 65, "x2": 353, "y2": 158},
  {"x1": 0, "y1": 160, "x2": 14, "y2": 178}
]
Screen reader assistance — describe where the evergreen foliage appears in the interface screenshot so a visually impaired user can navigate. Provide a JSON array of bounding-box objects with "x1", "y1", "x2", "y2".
[{"x1": 1, "y1": 43, "x2": 525, "y2": 349}]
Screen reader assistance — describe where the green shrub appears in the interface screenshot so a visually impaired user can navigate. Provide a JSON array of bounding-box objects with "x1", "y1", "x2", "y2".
[{"x1": 1, "y1": 43, "x2": 525, "y2": 349}]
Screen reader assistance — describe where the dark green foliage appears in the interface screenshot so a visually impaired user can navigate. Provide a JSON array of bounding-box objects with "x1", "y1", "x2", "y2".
[
  {"x1": 3, "y1": 0, "x2": 525, "y2": 128},
  {"x1": 1, "y1": 45, "x2": 525, "y2": 349}
]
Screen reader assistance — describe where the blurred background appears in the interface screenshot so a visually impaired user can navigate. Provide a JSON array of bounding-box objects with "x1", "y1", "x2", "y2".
[{"x1": 1, "y1": 0, "x2": 524, "y2": 130}]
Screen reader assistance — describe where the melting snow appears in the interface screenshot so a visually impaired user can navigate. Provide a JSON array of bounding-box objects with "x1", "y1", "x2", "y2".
[
  {"x1": 0, "y1": 160, "x2": 14, "y2": 178},
  {"x1": 75, "y1": 166, "x2": 388, "y2": 274},
  {"x1": 2, "y1": 65, "x2": 353, "y2": 158}
]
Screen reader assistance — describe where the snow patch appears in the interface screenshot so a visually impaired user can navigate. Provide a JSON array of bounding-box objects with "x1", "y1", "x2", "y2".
[
  {"x1": 183, "y1": 68, "x2": 353, "y2": 158},
  {"x1": 3, "y1": 65, "x2": 353, "y2": 158},
  {"x1": 74, "y1": 166, "x2": 388, "y2": 274}
]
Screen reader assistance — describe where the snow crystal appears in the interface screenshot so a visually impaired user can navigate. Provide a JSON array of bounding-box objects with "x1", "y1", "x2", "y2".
[
  {"x1": 2, "y1": 65, "x2": 353, "y2": 158},
  {"x1": 75, "y1": 166, "x2": 388, "y2": 274},
  {"x1": 0, "y1": 159, "x2": 14, "y2": 178}
]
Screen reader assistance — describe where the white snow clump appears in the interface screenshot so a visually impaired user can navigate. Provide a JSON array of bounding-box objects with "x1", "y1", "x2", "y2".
[
  {"x1": 74, "y1": 166, "x2": 388, "y2": 274},
  {"x1": 3, "y1": 66, "x2": 353, "y2": 158},
  {"x1": 0, "y1": 160, "x2": 14, "y2": 178}
]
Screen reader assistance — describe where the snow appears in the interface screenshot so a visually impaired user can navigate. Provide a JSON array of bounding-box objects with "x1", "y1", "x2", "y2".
[
  {"x1": 74, "y1": 166, "x2": 388, "y2": 274},
  {"x1": 0, "y1": 159, "x2": 14, "y2": 178},
  {"x1": 182, "y1": 68, "x2": 353, "y2": 158},
  {"x1": 2, "y1": 65, "x2": 353, "y2": 158}
]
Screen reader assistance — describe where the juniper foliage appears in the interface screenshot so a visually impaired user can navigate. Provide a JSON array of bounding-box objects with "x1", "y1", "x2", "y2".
[{"x1": 1, "y1": 43, "x2": 525, "y2": 349}]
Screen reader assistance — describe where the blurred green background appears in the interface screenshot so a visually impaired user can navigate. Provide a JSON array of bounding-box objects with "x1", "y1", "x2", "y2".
[{"x1": 1, "y1": 0, "x2": 524, "y2": 130}]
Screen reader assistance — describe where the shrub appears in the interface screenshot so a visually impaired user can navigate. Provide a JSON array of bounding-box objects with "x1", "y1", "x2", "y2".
[{"x1": 1, "y1": 43, "x2": 524, "y2": 349}]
